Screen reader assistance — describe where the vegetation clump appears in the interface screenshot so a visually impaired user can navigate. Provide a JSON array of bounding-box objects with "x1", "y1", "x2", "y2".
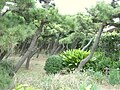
[
  {"x1": 60, "y1": 49, "x2": 89, "y2": 71},
  {"x1": 0, "y1": 60, "x2": 14, "y2": 90},
  {"x1": 108, "y1": 69, "x2": 120, "y2": 85},
  {"x1": 100, "y1": 32, "x2": 120, "y2": 60},
  {"x1": 89, "y1": 52, "x2": 120, "y2": 71},
  {"x1": 44, "y1": 55, "x2": 64, "y2": 74}
]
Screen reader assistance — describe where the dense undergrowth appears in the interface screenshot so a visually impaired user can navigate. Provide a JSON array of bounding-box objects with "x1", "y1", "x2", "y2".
[
  {"x1": 15, "y1": 67, "x2": 120, "y2": 90},
  {"x1": 0, "y1": 60, "x2": 14, "y2": 90},
  {"x1": 44, "y1": 32, "x2": 120, "y2": 75},
  {"x1": 44, "y1": 50, "x2": 120, "y2": 74},
  {"x1": 0, "y1": 33, "x2": 120, "y2": 89},
  {"x1": 0, "y1": 55, "x2": 119, "y2": 90}
]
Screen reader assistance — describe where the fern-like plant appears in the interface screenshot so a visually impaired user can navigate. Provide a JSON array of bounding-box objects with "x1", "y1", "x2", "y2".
[{"x1": 60, "y1": 49, "x2": 89, "y2": 71}]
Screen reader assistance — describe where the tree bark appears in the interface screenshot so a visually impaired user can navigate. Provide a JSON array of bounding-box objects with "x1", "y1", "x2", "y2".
[
  {"x1": 53, "y1": 45, "x2": 61, "y2": 54},
  {"x1": 19, "y1": 39, "x2": 29, "y2": 56},
  {"x1": 25, "y1": 44, "x2": 42, "y2": 69},
  {"x1": 36, "y1": 42, "x2": 45, "y2": 58},
  {"x1": 82, "y1": 37, "x2": 94, "y2": 51},
  {"x1": 15, "y1": 21, "x2": 46, "y2": 73},
  {"x1": 60, "y1": 44, "x2": 65, "y2": 52},
  {"x1": 4, "y1": 49, "x2": 12, "y2": 59},
  {"x1": 0, "y1": 50, "x2": 7, "y2": 61},
  {"x1": 45, "y1": 43, "x2": 50, "y2": 54},
  {"x1": 25, "y1": 52, "x2": 34, "y2": 69},
  {"x1": 80, "y1": 38, "x2": 86, "y2": 49},
  {"x1": 71, "y1": 38, "x2": 79, "y2": 49},
  {"x1": 50, "y1": 41, "x2": 58, "y2": 54},
  {"x1": 78, "y1": 23, "x2": 106, "y2": 70}
]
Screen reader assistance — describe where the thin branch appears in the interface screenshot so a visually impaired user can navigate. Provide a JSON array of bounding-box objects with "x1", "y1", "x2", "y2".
[{"x1": 82, "y1": 37, "x2": 94, "y2": 51}]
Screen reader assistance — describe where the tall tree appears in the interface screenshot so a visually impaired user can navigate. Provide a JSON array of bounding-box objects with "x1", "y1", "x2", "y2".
[
  {"x1": 78, "y1": 1, "x2": 120, "y2": 70},
  {"x1": 78, "y1": 23, "x2": 106, "y2": 70},
  {"x1": 15, "y1": 20, "x2": 47, "y2": 72}
]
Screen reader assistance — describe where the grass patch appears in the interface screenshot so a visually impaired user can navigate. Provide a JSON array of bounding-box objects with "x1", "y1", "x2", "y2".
[{"x1": 13, "y1": 55, "x2": 120, "y2": 90}]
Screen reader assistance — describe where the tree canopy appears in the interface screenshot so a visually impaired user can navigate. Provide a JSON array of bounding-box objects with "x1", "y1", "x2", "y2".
[{"x1": 0, "y1": 0, "x2": 120, "y2": 72}]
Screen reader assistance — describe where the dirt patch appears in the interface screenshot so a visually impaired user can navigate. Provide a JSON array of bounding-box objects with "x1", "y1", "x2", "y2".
[
  {"x1": 99, "y1": 85, "x2": 120, "y2": 90},
  {"x1": 30, "y1": 54, "x2": 47, "y2": 68}
]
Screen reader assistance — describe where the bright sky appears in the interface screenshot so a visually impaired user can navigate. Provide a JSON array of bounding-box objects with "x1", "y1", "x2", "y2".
[
  {"x1": 54, "y1": 0, "x2": 111, "y2": 15},
  {"x1": 35, "y1": 0, "x2": 112, "y2": 15}
]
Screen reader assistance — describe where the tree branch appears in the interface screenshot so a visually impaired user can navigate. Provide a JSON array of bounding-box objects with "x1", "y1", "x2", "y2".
[{"x1": 82, "y1": 37, "x2": 94, "y2": 51}]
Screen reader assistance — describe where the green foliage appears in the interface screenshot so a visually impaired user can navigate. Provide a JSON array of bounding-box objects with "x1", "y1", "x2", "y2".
[
  {"x1": 80, "y1": 82, "x2": 98, "y2": 90},
  {"x1": 108, "y1": 69, "x2": 120, "y2": 85},
  {"x1": 0, "y1": 68, "x2": 12, "y2": 90},
  {"x1": 3, "y1": 12, "x2": 25, "y2": 27},
  {"x1": 0, "y1": 60, "x2": 14, "y2": 90},
  {"x1": 0, "y1": 24, "x2": 35, "y2": 50},
  {"x1": 60, "y1": 49, "x2": 89, "y2": 71},
  {"x1": 59, "y1": 32, "x2": 77, "y2": 44},
  {"x1": 0, "y1": 0, "x2": 11, "y2": 9},
  {"x1": 86, "y1": 70, "x2": 104, "y2": 84},
  {"x1": 92, "y1": 71, "x2": 103, "y2": 84},
  {"x1": 0, "y1": 60, "x2": 15, "y2": 75},
  {"x1": 13, "y1": 84, "x2": 41, "y2": 90},
  {"x1": 100, "y1": 32, "x2": 120, "y2": 60},
  {"x1": 88, "y1": 1, "x2": 114, "y2": 22},
  {"x1": 76, "y1": 13, "x2": 95, "y2": 33},
  {"x1": 16, "y1": 0, "x2": 35, "y2": 9},
  {"x1": 90, "y1": 52, "x2": 120, "y2": 71},
  {"x1": 44, "y1": 55, "x2": 64, "y2": 74}
]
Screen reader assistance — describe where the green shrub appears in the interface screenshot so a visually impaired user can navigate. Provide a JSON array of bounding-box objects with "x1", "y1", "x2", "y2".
[
  {"x1": 0, "y1": 67, "x2": 12, "y2": 90},
  {"x1": 0, "y1": 60, "x2": 14, "y2": 90},
  {"x1": 92, "y1": 71, "x2": 103, "y2": 84},
  {"x1": 60, "y1": 49, "x2": 89, "y2": 71},
  {"x1": 0, "y1": 60, "x2": 15, "y2": 76},
  {"x1": 99, "y1": 32, "x2": 120, "y2": 60},
  {"x1": 44, "y1": 55, "x2": 64, "y2": 74},
  {"x1": 86, "y1": 70, "x2": 104, "y2": 84},
  {"x1": 90, "y1": 52, "x2": 120, "y2": 71},
  {"x1": 108, "y1": 69, "x2": 120, "y2": 85}
]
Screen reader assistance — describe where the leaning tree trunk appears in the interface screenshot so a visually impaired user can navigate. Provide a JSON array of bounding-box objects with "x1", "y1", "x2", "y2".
[
  {"x1": 50, "y1": 41, "x2": 58, "y2": 54},
  {"x1": 19, "y1": 39, "x2": 29, "y2": 56},
  {"x1": 78, "y1": 23, "x2": 106, "y2": 70},
  {"x1": 25, "y1": 51, "x2": 35, "y2": 69},
  {"x1": 36, "y1": 42, "x2": 45, "y2": 58},
  {"x1": 15, "y1": 21, "x2": 46, "y2": 73},
  {"x1": 25, "y1": 44, "x2": 41, "y2": 69}
]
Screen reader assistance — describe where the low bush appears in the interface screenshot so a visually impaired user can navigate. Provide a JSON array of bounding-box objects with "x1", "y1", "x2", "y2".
[
  {"x1": 90, "y1": 52, "x2": 120, "y2": 71},
  {"x1": 60, "y1": 49, "x2": 89, "y2": 71},
  {"x1": 99, "y1": 32, "x2": 120, "y2": 60},
  {"x1": 0, "y1": 68, "x2": 12, "y2": 90},
  {"x1": 92, "y1": 71, "x2": 103, "y2": 84},
  {"x1": 0, "y1": 60, "x2": 15, "y2": 76},
  {"x1": 44, "y1": 55, "x2": 64, "y2": 74},
  {"x1": 108, "y1": 69, "x2": 120, "y2": 85},
  {"x1": 0, "y1": 60, "x2": 14, "y2": 90}
]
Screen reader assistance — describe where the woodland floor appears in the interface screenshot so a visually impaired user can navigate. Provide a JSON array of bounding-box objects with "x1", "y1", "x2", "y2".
[{"x1": 9, "y1": 54, "x2": 120, "y2": 90}]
